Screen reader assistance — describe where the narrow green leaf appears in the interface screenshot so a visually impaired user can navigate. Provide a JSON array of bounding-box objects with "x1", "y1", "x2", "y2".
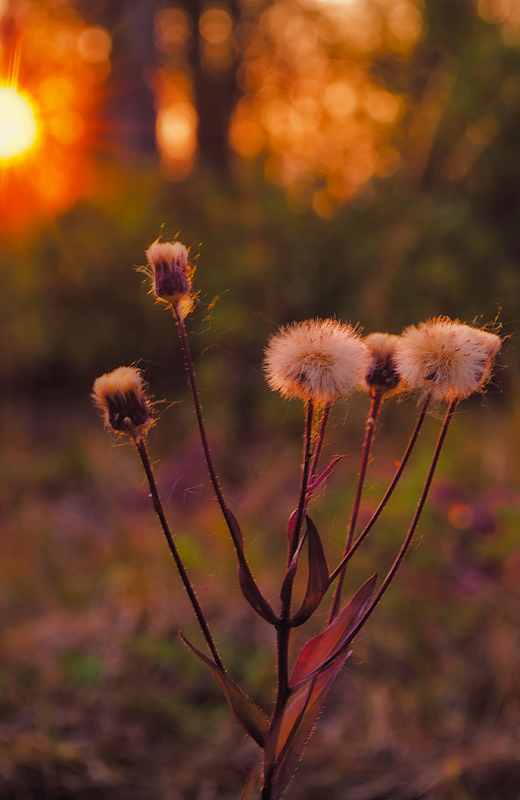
[{"x1": 180, "y1": 633, "x2": 269, "y2": 747}]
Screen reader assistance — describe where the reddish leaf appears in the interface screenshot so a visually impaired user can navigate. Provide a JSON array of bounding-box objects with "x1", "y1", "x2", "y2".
[
  {"x1": 180, "y1": 633, "x2": 269, "y2": 747},
  {"x1": 239, "y1": 767, "x2": 256, "y2": 800},
  {"x1": 270, "y1": 653, "x2": 350, "y2": 800},
  {"x1": 237, "y1": 562, "x2": 279, "y2": 625},
  {"x1": 306, "y1": 456, "x2": 343, "y2": 494},
  {"x1": 225, "y1": 508, "x2": 279, "y2": 625},
  {"x1": 289, "y1": 573, "x2": 377, "y2": 688},
  {"x1": 289, "y1": 516, "x2": 329, "y2": 627}
]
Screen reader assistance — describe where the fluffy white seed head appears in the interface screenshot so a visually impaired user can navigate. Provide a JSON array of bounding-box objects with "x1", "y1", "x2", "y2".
[
  {"x1": 92, "y1": 366, "x2": 153, "y2": 438},
  {"x1": 363, "y1": 332, "x2": 402, "y2": 394},
  {"x1": 395, "y1": 318, "x2": 501, "y2": 401},
  {"x1": 264, "y1": 319, "x2": 370, "y2": 403}
]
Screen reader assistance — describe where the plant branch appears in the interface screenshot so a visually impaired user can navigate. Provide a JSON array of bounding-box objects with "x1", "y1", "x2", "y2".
[
  {"x1": 346, "y1": 396, "x2": 458, "y2": 642},
  {"x1": 174, "y1": 310, "x2": 230, "y2": 520},
  {"x1": 270, "y1": 400, "x2": 315, "y2": 778},
  {"x1": 309, "y1": 401, "x2": 332, "y2": 482},
  {"x1": 135, "y1": 436, "x2": 224, "y2": 670},
  {"x1": 173, "y1": 306, "x2": 276, "y2": 625},
  {"x1": 329, "y1": 390, "x2": 383, "y2": 621},
  {"x1": 289, "y1": 400, "x2": 315, "y2": 561},
  {"x1": 329, "y1": 393, "x2": 431, "y2": 584}
]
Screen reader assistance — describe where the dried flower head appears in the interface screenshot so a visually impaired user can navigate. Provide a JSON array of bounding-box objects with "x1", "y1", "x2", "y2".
[
  {"x1": 92, "y1": 366, "x2": 153, "y2": 438},
  {"x1": 146, "y1": 240, "x2": 194, "y2": 318},
  {"x1": 364, "y1": 333, "x2": 402, "y2": 394},
  {"x1": 395, "y1": 318, "x2": 501, "y2": 401},
  {"x1": 264, "y1": 319, "x2": 369, "y2": 403}
]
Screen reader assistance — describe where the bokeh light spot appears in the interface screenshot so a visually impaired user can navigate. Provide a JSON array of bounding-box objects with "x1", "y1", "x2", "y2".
[
  {"x1": 324, "y1": 82, "x2": 358, "y2": 118},
  {"x1": 199, "y1": 7, "x2": 233, "y2": 44},
  {"x1": 448, "y1": 504, "x2": 474, "y2": 530},
  {"x1": 77, "y1": 26, "x2": 112, "y2": 63},
  {"x1": 366, "y1": 90, "x2": 401, "y2": 124},
  {"x1": 155, "y1": 8, "x2": 192, "y2": 56},
  {"x1": 157, "y1": 104, "x2": 197, "y2": 159}
]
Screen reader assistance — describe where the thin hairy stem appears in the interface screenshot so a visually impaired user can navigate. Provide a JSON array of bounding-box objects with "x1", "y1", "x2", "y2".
[
  {"x1": 270, "y1": 400, "x2": 315, "y2": 780},
  {"x1": 173, "y1": 307, "x2": 241, "y2": 551},
  {"x1": 309, "y1": 401, "x2": 332, "y2": 482},
  {"x1": 135, "y1": 436, "x2": 224, "y2": 670},
  {"x1": 329, "y1": 393, "x2": 431, "y2": 584},
  {"x1": 289, "y1": 400, "x2": 315, "y2": 562},
  {"x1": 285, "y1": 401, "x2": 332, "y2": 560},
  {"x1": 272, "y1": 624, "x2": 291, "y2": 724},
  {"x1": 347, "y1": 397, "x2": 458, "y2": 641},
  {"x1": 174, "y1": 306, "x2": 276, "y2": 626},
  {"x1": 329, "y1": 391, "x2": 383, "y2": 621}
]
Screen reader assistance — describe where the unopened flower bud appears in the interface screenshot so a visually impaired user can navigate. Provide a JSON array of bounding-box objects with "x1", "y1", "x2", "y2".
[
  {"x1": 363, "y1": 333, "x2": 402, "y2": 394},
  {"x1": 395, "y1": 318, "x2": 502, "y2": 401},
  {"x1": 146, "y1": 241, "x2": 193, "y2": 318},
  {"x1": 92, "y1": 367, "x2": 153, "y2": 438}
]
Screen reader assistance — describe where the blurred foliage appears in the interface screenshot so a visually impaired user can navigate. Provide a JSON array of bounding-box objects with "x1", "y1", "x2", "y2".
[{"x1": 0, "y1": 0, "x2": 519, "y2": 415}]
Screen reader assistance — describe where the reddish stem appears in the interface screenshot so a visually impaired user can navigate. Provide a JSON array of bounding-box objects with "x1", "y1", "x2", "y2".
[
  {"x1": 346, "y1": 397, "x2": 458, "y2": 643},
  {"x1": 309, "y1": 401, "x2": 332, "y2": 482},
  {"x1": 329, "y1": 394, "x2": 431, "y2": 584},
  {"x1": 173, "y1": 306, "x2": 274, "y2": 624},
  {"x1": 135, "y1": 436, "x2": 224, "y2": 670},
  {"x1": 288, "y1": 400, "x2": 315, "y2": 562},
  {"x1": 173, "y1": 308, "x2": 235, "y2": 537},
  {"x1": 329, "y1": 391, "x2": 383, "y2": 621},
  {"x1": 271, "y1": 400, "x2": 315, "y2": 771}
]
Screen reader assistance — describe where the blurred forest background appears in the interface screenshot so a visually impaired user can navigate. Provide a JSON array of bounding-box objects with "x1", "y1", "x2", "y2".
[{"x1": 1, "y1": 0, "x2": 520, "y2": 797}]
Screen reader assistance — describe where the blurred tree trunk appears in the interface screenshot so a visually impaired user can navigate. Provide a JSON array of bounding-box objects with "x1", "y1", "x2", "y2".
[
  {"x1": 187, "y1": 0, "x2": 243, "y2": 173},
  {"x1": 92, "y1": 0, "x2": 157, "y2": 155},
  {"x1": 90, "y1": 0, "x2": 244, "y2": 168},
  {"x1": 186, "y1": 0, "x2": 242, "y2": 172}
]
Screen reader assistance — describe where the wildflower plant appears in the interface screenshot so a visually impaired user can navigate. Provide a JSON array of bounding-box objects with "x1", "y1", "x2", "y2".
[{"x1": 93, "y1": 241, "x2": 502, "y2": 800}]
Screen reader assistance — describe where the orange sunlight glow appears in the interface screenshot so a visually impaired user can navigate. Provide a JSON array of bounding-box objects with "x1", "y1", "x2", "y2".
[
  {"x1": 0, "y1": 4, "x2": 111, "y2": 231},
  {"x1": 0, "y1": 86, "x2": 38, "y2": 159}
]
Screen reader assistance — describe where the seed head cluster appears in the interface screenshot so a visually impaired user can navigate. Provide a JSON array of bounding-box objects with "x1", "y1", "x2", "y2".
[
  {"x1": 94, "y1": 241, "x2": 503, "y2": 442},
  {"x1": 264, "y1": 319, "x2": 370, "y2": 403},
  {"x1": 146, "y1": 240, "x2": 194, "y2": 319},
  {"x1": 92, "y1": 366, "x2": 153, "y2": 438},
  {"x1": 395, "y1": 318, "x2": 501, "y2": 401}
]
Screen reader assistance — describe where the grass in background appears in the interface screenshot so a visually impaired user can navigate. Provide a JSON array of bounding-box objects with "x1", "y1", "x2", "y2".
[{"x1": 0, "y1": 393, "x2": 519, "y2": 798}]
